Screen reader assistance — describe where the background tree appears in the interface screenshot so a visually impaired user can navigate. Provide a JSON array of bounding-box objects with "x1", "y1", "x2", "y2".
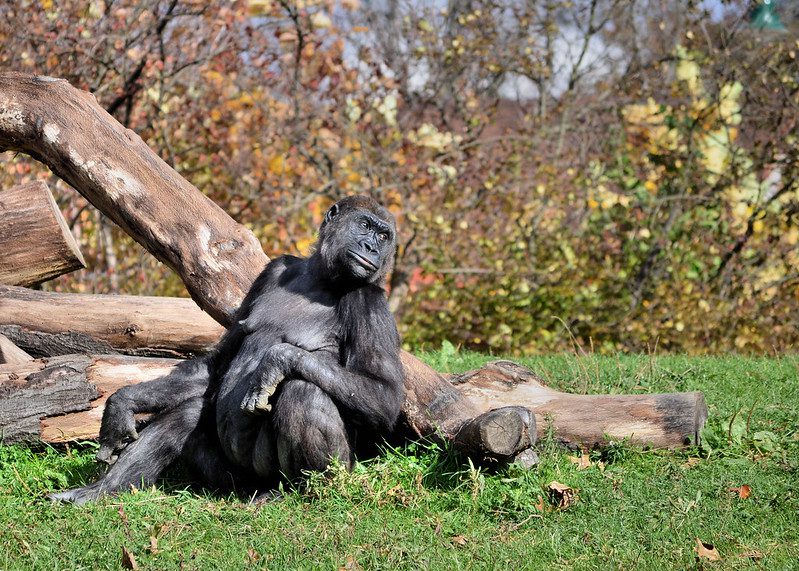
[{"x1": 1, "y1": 0, "x2": 797, "y2": 354}]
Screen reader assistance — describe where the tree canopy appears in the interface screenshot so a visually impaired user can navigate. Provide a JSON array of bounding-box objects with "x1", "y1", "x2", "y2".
[{"x1": 1, "y1": 0, "x2": 797, "y2": 354}]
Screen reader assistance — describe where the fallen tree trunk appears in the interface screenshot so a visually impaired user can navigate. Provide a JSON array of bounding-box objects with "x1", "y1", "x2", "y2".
[
  {"x1": 451, "y1": 361, "x2": 707, "y2": 448},
  {"x1": 0, "y1": 354, "x2": 706, "y2": 450},
  {"x1": 0, "y1": 72, "x2": 267, "y2": 325},
  {"x1": 0, "y1": 285, "x2": 224, "y2": 358},
  {"x1": 0, "y1": 355, "x2": 175, "y2": 442},
  {"x1": 0, "y1": 180, "x2": 85, "y2": 286}
]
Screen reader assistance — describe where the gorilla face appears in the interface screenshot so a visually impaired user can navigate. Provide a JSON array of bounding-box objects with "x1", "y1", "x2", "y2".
[{"x1": 318, "y1": 197, "x2": 396, "y2": 286}]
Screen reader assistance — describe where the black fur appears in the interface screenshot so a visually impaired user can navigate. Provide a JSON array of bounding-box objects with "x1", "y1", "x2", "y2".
[{"x1": 51, "y1": 196, "x2": 404, "y2": 504}]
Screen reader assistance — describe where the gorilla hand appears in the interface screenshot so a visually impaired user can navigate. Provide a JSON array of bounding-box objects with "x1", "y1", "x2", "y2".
[
  {"x1": 96, "y1": 393, "x2": 139, "y2": 464},
  {"x1": 241, "y1": 343, "x2": 306, "y2": 414}
]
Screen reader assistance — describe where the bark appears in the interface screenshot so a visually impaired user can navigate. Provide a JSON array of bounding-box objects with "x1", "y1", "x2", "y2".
[
  {"x1": 0, "y1": 181, "x2": 85, "y2": 286},
  {"x1": 0, "y1": 285, "x2": 224, "y2": 358},
  {"x1": 0, "y1": 355, "x2": 174, "y2": 442},
  {"x1": 0, "y1": 72, "x2": 268, "y2": 325},
  {"x1": 0, "y1": 354, "x2": 707, "y2": 450}
]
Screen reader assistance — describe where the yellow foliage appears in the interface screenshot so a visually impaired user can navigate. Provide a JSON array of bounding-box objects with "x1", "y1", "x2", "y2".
[
  {"x1": 268, "y1": 154, "x2": 288, "y2": 175},
  {"x1": 623, "y1": 98, "x2": 678, "y2": 153},
  {"x1": 675, "y1": 45, "x2": 702, "y2": 95},
  {"x1": 407, "y1": 124, "x2": 460, "y2": 152}
]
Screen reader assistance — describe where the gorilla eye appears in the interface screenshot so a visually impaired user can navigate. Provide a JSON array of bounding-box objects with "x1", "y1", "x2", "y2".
[
  {"x1": 360, "y1": 221, "x2": 369, "y2": 230},
  {"x1": 378, "y1": 232, "x2": 389, "y2": 242}
]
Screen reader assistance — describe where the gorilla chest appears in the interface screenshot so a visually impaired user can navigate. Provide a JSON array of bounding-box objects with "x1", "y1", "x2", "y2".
[{"x1": 250, "y1": 287, "x2": 340, "y2": 352}]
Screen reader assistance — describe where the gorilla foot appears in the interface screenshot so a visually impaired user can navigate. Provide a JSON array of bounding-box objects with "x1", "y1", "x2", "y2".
[{"x1": 49, "y1": 482, "x2": 107, "y2": 505}]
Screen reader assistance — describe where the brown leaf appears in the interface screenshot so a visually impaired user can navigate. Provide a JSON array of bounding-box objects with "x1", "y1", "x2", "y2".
[
  {"x1": 450, "y1": 535, "x2": 468, "y2": 546},
  {"x1": 728, "y1": 484, "x2": 751, "y2": 499},
  {"x1": 694, "y1": 538, "x2": 721, "y2": 561},
  {"x1": 247, "y1": 548, "x2": 260, "y2": 564},
  {"x1": 339, "y1": 555, "x2": 361, "y2": 570},
  {"x1": 148, "y1": 535, "x2": 159, "y2": 555},
  {"x1": 548, "y1": 481, "x2": 578, "y2": 509},
  {"x1": 567, "y1": 453, "x2": 592, "y2": 470},
  {"x1": 121, "y1": 546, "x2": 139, "y2": 570},
  {"x1": 534, "y1": 495, "x2": 546, "y2": 512}
]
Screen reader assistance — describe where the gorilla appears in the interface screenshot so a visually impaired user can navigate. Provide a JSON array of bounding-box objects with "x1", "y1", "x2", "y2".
[{"x1": 51, "y1": 196, "x2": 405, "y2": 503}]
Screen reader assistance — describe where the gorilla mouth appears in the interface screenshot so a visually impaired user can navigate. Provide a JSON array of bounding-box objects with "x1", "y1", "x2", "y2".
[{"x1": 348, "y1": 250, "x2": 378, "y2": 271}]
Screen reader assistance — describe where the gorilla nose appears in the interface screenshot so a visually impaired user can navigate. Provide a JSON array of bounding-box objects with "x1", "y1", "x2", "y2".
[{"x1": 361, "y1": 240, "x2": 376, "y2": 252}]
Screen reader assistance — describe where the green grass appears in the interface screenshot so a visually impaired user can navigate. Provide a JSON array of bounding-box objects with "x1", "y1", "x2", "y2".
[{"x1": 1, "y1": 353, "x2": 798, "y2": 570}]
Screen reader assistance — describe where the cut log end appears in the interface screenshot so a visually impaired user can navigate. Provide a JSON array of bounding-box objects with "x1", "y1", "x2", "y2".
[
  {"x1": 0, "y1": 181, "x2": 85, "y2": 287},
  {"x1": 453, "y1": 405, "x2": 535, "y2": 459},
  {"x1": 0, "y1": 333, "x2": 33, "y2": 365}
]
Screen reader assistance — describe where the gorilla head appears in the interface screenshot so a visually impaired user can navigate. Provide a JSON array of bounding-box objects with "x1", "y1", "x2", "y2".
[{"x1": 317, "y1": 195, "x2": 396, "y2": 286}]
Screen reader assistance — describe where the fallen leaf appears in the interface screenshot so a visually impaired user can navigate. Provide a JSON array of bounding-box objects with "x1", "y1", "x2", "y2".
[
  {"x1": 694, "y1": 538, "x2": 721, "y2": 561},
  {"x1": 682, "y1": 457, "x2": 701, "y2": 469},
  {"x1": 728, "y1": 484, "x2": 751, "y2": 499},
  {"x1": 568, "y1": 453, "x2": 592, "y2": 470},
  {"x1": 148, "y1": 535, "x2": 159, "y2": 555},
  {"x1": 450, "y1": 535, "x2": 468, "y2": 546},
  {"x1": 338, "y1": 555, "x2": 361, "y2": 570},
  {"x1": 247, "y1": 548, "x2": 260, "y2": 564},
  {"x1": 534, "y1": 495, "x2": 546, "y2": 512},
  {"x1": 121, "y1": 546, "x2": 138, "y2": 570},
  {"x1": 548, "y1": 481, "x2": 577, "y2": 509}
]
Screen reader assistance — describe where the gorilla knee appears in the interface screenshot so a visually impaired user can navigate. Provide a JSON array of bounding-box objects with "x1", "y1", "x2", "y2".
[{"x1": 273, "y1": 380, "x2": 351, "y2": 480}]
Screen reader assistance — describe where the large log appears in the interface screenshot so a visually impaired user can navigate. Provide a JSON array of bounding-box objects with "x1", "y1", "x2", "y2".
[
  {"x1": 0, "y1": 72, "x2": 268, "y2": 325},
  {"x1": 0, "y1": 354, "x2": 706, "y2": 450},
  {"x1": 0, "y1": 180, "x2": 85, "y2": 286},
  {"x1": 0, "y1": 355, "x2": 175, "y2": 442},
  {"x1": 0, "y1": 285, "x2": 224, "y2": 358},
  {"x1": 451, "y1": 361, "x2": 707, "y2": 448}
]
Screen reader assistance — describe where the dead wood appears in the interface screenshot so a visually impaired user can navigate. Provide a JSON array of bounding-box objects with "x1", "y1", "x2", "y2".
[
  {"x1": 0, "y1": 181, "x2": 85, "y2": 286},
  {"x1": 0, "y1": 285, "x2": 224, "y2": 359},
  {"x1": 0, "y1": 72, "x2": 267, "y2": 325}
]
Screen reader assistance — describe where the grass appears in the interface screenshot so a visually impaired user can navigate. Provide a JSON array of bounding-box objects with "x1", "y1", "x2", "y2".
[{"x1": 1, "y1": 352, "x2": 798, "y2": 570}]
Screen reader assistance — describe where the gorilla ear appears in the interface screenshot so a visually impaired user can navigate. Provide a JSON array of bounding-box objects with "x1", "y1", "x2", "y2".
[{"x1": 324, "y1": 203, "x2": 339, "y2": 224}]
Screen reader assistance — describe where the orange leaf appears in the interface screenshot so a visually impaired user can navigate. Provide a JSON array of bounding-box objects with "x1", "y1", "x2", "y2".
[{"x1": 728, "y1": 484, "x2": 751, "y2": 499}]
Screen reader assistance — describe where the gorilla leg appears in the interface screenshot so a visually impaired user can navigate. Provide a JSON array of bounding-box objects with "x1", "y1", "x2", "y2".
[
  {"x1": 51, "y1": 396, "x2": 223, "y2": 504},
  {"x1": 272, "y1": 379, "x2": 351, "y2": 481}
]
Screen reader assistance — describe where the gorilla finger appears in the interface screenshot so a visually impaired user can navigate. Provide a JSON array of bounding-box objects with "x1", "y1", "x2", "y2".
[
  {"x1": 241, "y1": 389, "x2": 261, "y2": 414},
  {"x1": 254, "y1": 383, "x2": 278, "y2": 412},
  {"x1": 96, "y1": 444, "x2": 121, "y2": 464}
]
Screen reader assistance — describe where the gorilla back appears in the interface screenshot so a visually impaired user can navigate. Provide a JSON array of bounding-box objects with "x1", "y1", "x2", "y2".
[{"x1": 51, "y1": 196, "x2": 405, "y2": 503}]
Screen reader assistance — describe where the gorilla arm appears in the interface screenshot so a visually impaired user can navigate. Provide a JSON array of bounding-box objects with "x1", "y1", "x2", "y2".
[
  {"x1": 96, "y1": 323, "x2": 245, "y2": 463},
  {"x1": 241, "y1": 287, "x2": 404, "y2": 432},
  {"x1": 96, "y1": 356, "x2": 214, "y2": 462},
  {"x1": 241, "y1": 342, "x2": 404, "y2": 432}
]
